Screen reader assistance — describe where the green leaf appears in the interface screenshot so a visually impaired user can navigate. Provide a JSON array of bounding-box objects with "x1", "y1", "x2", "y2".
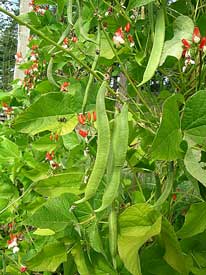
[
  {"x1": 138, "y1": 8, "x2": 165, "y2": 86},
  {"x1": 25, "y1": 193, "x2": 92, "y2": 232},
  {"x1": 184, "y1": 147, "x2": 206, "y2": 187},
  {"x1": 178, "y1": 202, "x2": 206, "y2": 239},
  {"x1": 182, "y1": 90, "x2": 206, "y2": 145},
  {"x1": 33, "y1": 228, "x2": 55, "y2": 236},
  {"x1": 35, "y1": 80, "x2": 54, "y2": 94},
  {"x1": 87, "y1": 222, "x2": 104, "y2": 254},
  {"x1": 71, "y1": 244, "x2": 91, "y2": 275},
  {"x1": 62, "y1": 132, "x2": 80, "y2": 150},
  {"x1": 0, "y1": 137, "x2": 21, "y2": 163},
  {"x1": 160, "y1": 16, "x2": 194, "y2": 65},
  {"x1": 118, "y1": 203, "x2": 162, "y2": 275},
  {"x1": 160, "y1": 218, "x2": 188, "y2": 274},
  {"x1": 33, "y1": 170, "x2": 84, "y2": 197},
  {"x1": 100, "y1": 32, "x2": 115, "y2": 60},
  {"x1": 141, "y1": 243, "x2": 179, "y2": 275},
  {"x1": 26, "y1": 242, "x2": 67, "y2": 272},
  {"x1": 15, "y1": 92, "x2": 80, "y2": 135},
  {"x1": 151, "y1": 94, "x2": 183, "y2": 160},
  {"x1": 127, "y1": 0, "x2": 155, "y2": 9},
  {"x1": 25, "y1": 193, "x2": 78, "y2": 232},
  {"x1": 32, "y1": 134, "x2": 57, "y2": 151}
]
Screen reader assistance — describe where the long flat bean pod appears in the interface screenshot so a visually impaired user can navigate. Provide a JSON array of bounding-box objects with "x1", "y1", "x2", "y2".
[
  {"x1": 138, "y1": 8, "x2": 165, "y2": 87},
  {"x1": 109, "y1": 206, "x2": 118, "y2": 269},
  {"x1": 95, "y1": 104, "x2": 128, "y2": 212},
  {"x1": 75, "y1": 81, "x2": 110, "y2": 204}
]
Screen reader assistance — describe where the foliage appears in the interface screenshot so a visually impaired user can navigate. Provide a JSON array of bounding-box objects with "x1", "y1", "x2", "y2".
[{"x1": 0, "y1": 0, "x2": 206, "y2": 274}]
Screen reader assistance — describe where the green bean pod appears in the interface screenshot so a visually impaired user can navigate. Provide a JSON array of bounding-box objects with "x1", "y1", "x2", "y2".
[
  {"x1": 75, "y1": 81, "x2": 110, "y2": 204},
  {"x1": 95, "y1": 104, "x2": 128, "y2": 212},
  {"x1": 109, "y1": 206, "x2": 118, "y2": 269},
  {"x1": 138, "y1": 8, "x2": 165, "y2": 87}
]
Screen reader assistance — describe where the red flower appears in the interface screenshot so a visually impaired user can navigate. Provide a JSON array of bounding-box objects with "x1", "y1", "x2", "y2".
[
  {"x1": 72, "y1": 36, "x2": 78, "y2": 43},
  {"x1": 63, "y1": 37, "x2": 69, "y2": 45},
  {"x1": 127, "y1": 34, "x2": 135, "y2": 47},
  {"x1": 31, "y1": 44, "x2": 38, "y2": 50},
  {"x1": 192, "y1": 27, "x2": 201, "y2": 43},
  {"x1": 92, "y1": 111, "x2": 96, "y2": 122},
  {"x1": 113, "y1": 27, "x2": 125, "y2": 47},
  {"x1": 78, "y1": 114, "x2": 86, "y2": 125},
  {"x1": 87, "y1": 112, "x2": 91, "y2": 121},
  {"x1": 124, "y1": 22, "x2": 131, "y2": 33},
  {"x1": 60, "y1": 82, "x2": 70, "y2": 92},
  {"x1": 115, "y1": 27, "x2": 124, "y2": 38},
  {"x1": 182, "y1": 39, "x2": 190, "y2": 49},
  {"x1": 49, "y1": 134, "x2": 53, "y2": 141},
  {"x1": 24, "y1": 69, "x2": 31, "y2": 75},
  {"x1": 50, "y1": 161, "x2": 60, "y2": 169},
  {"x1": 79, "y1": 129, "x2": 88, "y2": 138},
  {"x1": 54, "y1": 133, "x2": 59, "y2": 141},
  {"x1": 2, "y1": 102, "x2": 8, "y2": 108},
  {"x1": 8, "y1": 223, "x2": 13, "y2": 229},
  {"x1": 199, "y1": 37, "x2": 206, "y2": 52},
  {"x1": 172, "y1": 194, "x2": 177, "y2": 201},
  {"x1": 45, "y1": 151, "x2": 54, "y2": 161},
  {"x1": 20, "y1": 265, "x2": 27, "y2": 273}
]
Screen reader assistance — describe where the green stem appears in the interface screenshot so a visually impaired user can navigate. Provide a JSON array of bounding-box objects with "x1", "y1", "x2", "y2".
[{"x1": 82, "y1": 23, "x2": 101, "y2": 113}]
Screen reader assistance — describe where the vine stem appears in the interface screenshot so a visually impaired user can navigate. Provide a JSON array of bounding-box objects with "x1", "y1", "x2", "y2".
[{"x1": 82, "y1": 22, "x2": 101, "y2": 113}]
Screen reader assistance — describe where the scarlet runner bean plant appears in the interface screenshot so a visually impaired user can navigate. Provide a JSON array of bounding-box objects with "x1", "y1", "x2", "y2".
[{"x1": 1, "y1": 1, "x2": 206, "y2": 275}]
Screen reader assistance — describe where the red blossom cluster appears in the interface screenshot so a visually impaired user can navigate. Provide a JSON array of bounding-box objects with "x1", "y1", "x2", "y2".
[
  {"x1": 113, "y1": 23, "x2": 134, "y2": 47},
  {"x1": 29, "y1": 0, "x2": 48, "y2": 15},
  {"x1": 15, "y1": 52, "x2": 23, "y2": 63},
  {"x1": 49, "y1": 132, "x2": 59, "y2": 141},
  {"x1": 181, "y1": 27, "x2": 206, "y2": 72},
  {"x1": 77, "y1": 112, "x2": 96, "y2": 138},
  {"x1": 45, "y1": 151, "x2": 61, "y2": 170},
  {"x1": 22, "y1": 43, "x2": 43, "y2": 91},
  {"x1": 7, "y1": 234, "x2": 19, "y2": 254},
  {"x1": 2, "y1": 103, "x2": 13, "y2": 119},
  {"x1": 62, "y1": 36, "x2": 78, "y2": 49}
]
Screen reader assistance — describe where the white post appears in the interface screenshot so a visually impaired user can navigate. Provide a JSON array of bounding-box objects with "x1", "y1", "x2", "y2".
[{"x1": 14, "y1": 0, "x2": 30, "y2": 80}]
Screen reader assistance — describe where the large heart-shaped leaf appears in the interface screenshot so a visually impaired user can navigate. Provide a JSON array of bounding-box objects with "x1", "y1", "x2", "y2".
[
  {"x1": 151, "y1": 94, "x2": 183, "y2": 160},
  {"x1": 15, "y1": 92, "x2": 81, "y2": 135},
  {"x1": 26, "y1": 242, "x2": 67, "y2": 272},
  {"x1": 178, "y1": 202, "x2": 206, "y2": 238},
  {"x1": 25, "y1": 193, "x2": 91, "y2": 232},
  {"x1": 182, "y1": 90, "x2": 206, "y2": 145},
  {"x1": 118, "y1": 203, "x2": 162, "y2": 275}
]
